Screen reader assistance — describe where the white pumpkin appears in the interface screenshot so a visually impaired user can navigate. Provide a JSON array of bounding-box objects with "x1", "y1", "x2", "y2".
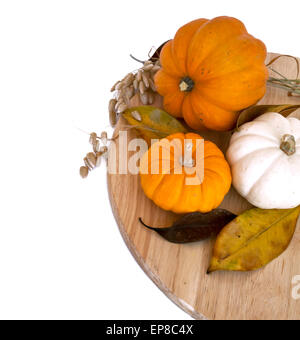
[{"x1": 227, "y1": 112, "x2": 300, "y2": 209}]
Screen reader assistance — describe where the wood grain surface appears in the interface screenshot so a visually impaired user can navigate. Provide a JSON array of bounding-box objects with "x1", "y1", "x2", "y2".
[{"x1": 107, "y1": 53, "x2": 300, "y2": 320}]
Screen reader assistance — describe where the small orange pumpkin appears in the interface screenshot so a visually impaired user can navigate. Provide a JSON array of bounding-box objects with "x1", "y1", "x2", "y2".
[
  {"x1": 154, "y1": 16, "x2": 268, "y2": 131},
  {"x1": 140, "y1": 133, "x2": 232, "y2": 214}
]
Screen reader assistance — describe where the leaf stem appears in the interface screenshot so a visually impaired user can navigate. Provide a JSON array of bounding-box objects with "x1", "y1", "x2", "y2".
[{"x1": 139, "y1": 217, "x2": 155, "y2": 230}]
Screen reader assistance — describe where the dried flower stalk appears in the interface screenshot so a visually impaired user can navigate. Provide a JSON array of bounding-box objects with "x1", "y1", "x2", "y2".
[
  {"x1": 108, "y1": 55, "x2": 161, "y2": 127},
  {"x1": 267, "y1": 55, "x2": 300, "y2": 97},
  {"x1": 79, "y1": 131, "x2": 111, "y2": 178},
  {"x1": 80, "y1": 47, "x2": 163, "y2": 178}
]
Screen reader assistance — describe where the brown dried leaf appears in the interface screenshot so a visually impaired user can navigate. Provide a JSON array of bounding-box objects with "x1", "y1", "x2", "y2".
[
  {"x1": 139, "y1": 209, "x2": 237, "y2": 244},
  {"x1": 149, "y1": 41, "x2": 170, "y2": 62}
]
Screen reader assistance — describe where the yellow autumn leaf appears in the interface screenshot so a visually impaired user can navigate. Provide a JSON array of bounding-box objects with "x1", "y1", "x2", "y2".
[
  {"x1": 122, "y1": 106, "x2": 188, "y2": 143},
  {"x1": 208, "y1": 207, "x2": 300, "y2": 273}
]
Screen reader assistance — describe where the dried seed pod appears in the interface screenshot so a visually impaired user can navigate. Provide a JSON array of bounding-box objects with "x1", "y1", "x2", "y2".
[
  {"x1": 101, "y1": 132, "x2": 108, "y2": 145},
  {"x1": 139, "y1": 81, "x2": 146, "y2": 95},
  {"x1": 123, "y1": 73, "x2": 131, "y2": 80},
  {"x1": 149, "y1": 78, "x2": 156, "y2": 92},
  {"x1": 80, "y1": 166, "x2": 89, "y2": 179},
  {"x1": 116, "y1": 90, "x2": 125, "y2": 101},
  {"x1": 109, "y1": 99, "x2": 117, "y2": 127},
  {"x1": 116, "y1": 82, "x2": 125, "y2": 91},
  {"x1": 137, "y1": 70, "x2": 142, "y2": 82},
  {"x1": 87, "y1": 152, "x2": 97, "y2": 167},
  {"x1": 100, "y1": 146, "x2": 108, "y2": 161},
  {"x1": 84, "y1": 157, "x2": 93, "y2": 170},
  {"x1": 109, "y1": 98, "x2": 117, "y2": 113},
  {"x1": 111, "y1": 81, "x2": 121, "y2": 92},
  {"x1": 117, "y1": 103, "x2": 128, "y2": 114},
  {"x1": 115, "y1": 98, "x2": 125, "y2": 111},
  {"x1": 115, "y1": 100, "x2": 120, "y2": 112},
  {"x1": 143, "y1": 60, "x2": 152, "y2": 66},
  {"x1": 100, "y1": 146, "x2": 108, "y2": 154},
  {"x1": 95, "y1": 153, "x2": 102, "y2": 167},
  {"x1": 109, "y1": 109, "x2": 117, "y2": 127},
  {"x1": 131, "y1": 110, "x2": 142, "y2": 122},
  {"x1": 108, "y1": 54, "x2": 161, "y2": 131},
  {"x1": 98, "y1": 146, "x2": 108, "y2": 161},
  {"x1": 140, "y1": 92, "x2": 149, "y2": 105},
  {"x1": 89, "y1": 132, "x2": 97, "y2": 145},
  {"x1": 143, "y1": 63, "x2": 154, "y2": 71},
  {"x1": 123, "y1": 73, "x2": 134, "y2": 86},
  {"x1": 125, "y1": 86, "x2": 134, "y2": 101},
  {"x1": 142, "y1": 72, "x2": 150, "y2": 88},
  {"x1": 151, "y1": 65, "x2": 161, "y2": 73},
  {"x1": 133, "y1": 79, "x2": 139, "y2": 91},
  {"x1": 148, "y1": 92, "x2": 154, "y2": 105},
  {"x1": 93, "y1": 139, "x2": 100, "y2": 153}
]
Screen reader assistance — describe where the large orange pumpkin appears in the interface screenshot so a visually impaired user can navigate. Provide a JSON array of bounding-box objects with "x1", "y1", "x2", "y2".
[
  {"x1": 140, "y1": 133, "x2": 232, "y2": 214},
  {"x1": 154, "y1": 16, "x2": 268, "y2": 131}
]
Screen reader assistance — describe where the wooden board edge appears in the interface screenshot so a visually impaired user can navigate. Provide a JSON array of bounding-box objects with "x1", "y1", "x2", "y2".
[{"x1": 107, "y1": 172, "x2": 208, "y2": 320}]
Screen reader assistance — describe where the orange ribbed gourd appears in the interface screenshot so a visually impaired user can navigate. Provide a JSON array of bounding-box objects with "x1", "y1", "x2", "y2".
[
  {"x1": 154, "y1": 16, "x2": 268, "y2": 131},
  {"x1": 140, "y1": 133, "x2": 232, "y2": 214}
]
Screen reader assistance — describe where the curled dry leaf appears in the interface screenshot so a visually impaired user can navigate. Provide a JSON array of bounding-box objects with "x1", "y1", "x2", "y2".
[
  {"x1": 122, "y1": 106, "x2": 187, "y2": 142},
  {"x1": 237, "y1": 104, "x2": 300, "y2": 130},
  {"x1": 139, "y1": 209, "x2": 237, "y2": 244},
  {"x1": 139, "y1": 209, "x2": 236, "y2": 243},
  {"x1": 208, "y1": 207, "x2": 300, "y2": 273},
  {"x1": 148, "y1": 40, "x2": 170, "y2": 62}
]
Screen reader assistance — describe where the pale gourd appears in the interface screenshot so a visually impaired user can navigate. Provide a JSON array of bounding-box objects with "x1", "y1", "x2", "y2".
[{"x1": 227, "y1": 113, "x2": 300, "y2": 209}]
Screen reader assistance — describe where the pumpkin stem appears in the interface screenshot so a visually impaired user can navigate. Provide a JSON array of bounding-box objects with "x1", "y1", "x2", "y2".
[
  {"x1": 179, "y1": 77, "x2": 195, "y2": 92},
  {"x1": 280, "y1": 134, "x2": 296, "y2": 156},
  {"x1": 179, "y1": 142, "x2": 195, "y2": 168}
]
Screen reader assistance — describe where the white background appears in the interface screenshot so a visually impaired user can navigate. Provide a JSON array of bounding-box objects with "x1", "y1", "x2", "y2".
[{"x1": 0, "y1": 0, "x2": 300, "y2": 320}]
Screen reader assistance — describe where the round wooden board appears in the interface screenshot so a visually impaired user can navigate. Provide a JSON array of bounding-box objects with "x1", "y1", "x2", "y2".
[{"x1": 107, "y1": 53, "x2": 300, "y2": 320}]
